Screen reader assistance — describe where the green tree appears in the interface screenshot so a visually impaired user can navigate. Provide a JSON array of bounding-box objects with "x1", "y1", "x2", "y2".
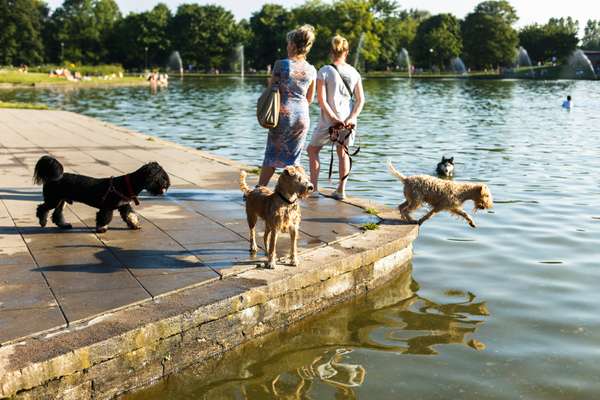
[
  {"x1": 462, "y1": 0, "x2": 519, "y2": 69},
  {"x1": 519, "y1": 18, "x2": 578, "y2": 64},
  {"x1": 518, "y1": 24, "x2": 546, "y2": 64},
  {"x1": 169, "y1": 4, "x2": 244, "y2": 71},
  {"x1": 544, "y1": 18, "x2": 579, "y2": 61},
  {"x1": 412, "y1": 13, "x2": 462, "y2": 69},
  {"x1": 0, "y1": 0, "x2": 48, "y2": 65},
  {"x1": 109, "y1": 3, "x2": 172, "y2": 69},
  {"x1": 47, "y1": 0, "x2": 121, "y2": 64},
  {"x1": 289, "y1": 0, "x2": 388, "y2": 70},
  {"x1": 375, "y1": 12, "x2": 423, "y2": 69},
  {"x1": 582, "y1": 20, "x2": 600, "y2": 50},
  {"x1": 247, "y1": 4, "x2": 294, "y2": 70}
]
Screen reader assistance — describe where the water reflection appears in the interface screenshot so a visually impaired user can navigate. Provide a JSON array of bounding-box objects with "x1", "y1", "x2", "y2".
[{"x1": 124, "y1": 268, "x2": 489, "y2": 399}]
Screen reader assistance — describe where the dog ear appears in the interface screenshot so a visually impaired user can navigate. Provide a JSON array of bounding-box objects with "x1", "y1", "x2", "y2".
[
  {"x1": 449, "y1": 157, "x2": 454, "y2": 164},
  {"x1": 441, "y1": 156, "x2": 446, "y2": 162},
  {"x1": 283, "y1": 166, "x2": 295, "y2": 176}
]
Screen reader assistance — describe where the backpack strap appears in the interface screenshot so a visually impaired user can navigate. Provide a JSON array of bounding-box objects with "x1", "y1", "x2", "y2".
[{"x1": 329, "y1": 64, "x2": 354, "y2": 99}]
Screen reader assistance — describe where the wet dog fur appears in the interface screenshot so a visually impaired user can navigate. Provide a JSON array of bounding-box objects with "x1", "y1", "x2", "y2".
[
  {"x1": 34, "y1": 155, "x2": 170, "y2": 233},
  {"x1": 387, "y1": 160, "x2": 493, "y2": 227},
  {"x1": 239, "y1": 166, "x2": 313, "y2": 268}
]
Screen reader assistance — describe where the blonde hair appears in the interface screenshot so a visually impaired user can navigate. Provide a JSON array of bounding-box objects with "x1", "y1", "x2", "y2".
[
  {"x1": 287, "y1": 24, "x2": 315, "y2": 56},
  {"x1": 331, "y1": 35, "x2": 349, "y2": 58}
]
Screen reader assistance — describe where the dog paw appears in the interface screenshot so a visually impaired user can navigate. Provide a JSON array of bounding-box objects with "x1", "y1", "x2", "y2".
[
  {"x1": 96, "y1": 226, "x2": 108, "y2": 234},
  {"x1": 126, "y1": 214, "x2": 141, "y2": 229},
  {"x1": 59, "y1": 223, "x2": 73, "y2": 230},
  {"x1": 290, "y1": 257, "x2": 299, "y2": 267},
  {"x1": 469, "y1": 222, "x2": 477, "y2": 228},
  {"x1": 39, "y1": 219, "x2": 47, "y2": 228}
]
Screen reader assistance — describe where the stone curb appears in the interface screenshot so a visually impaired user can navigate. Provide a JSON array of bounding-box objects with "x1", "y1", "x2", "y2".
[{"x1": 0, "y1": 223, "x2": 417, "y2": 399}]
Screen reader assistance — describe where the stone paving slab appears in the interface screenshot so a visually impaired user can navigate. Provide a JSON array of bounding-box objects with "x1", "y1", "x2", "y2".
[{"x1": 0, "y1": 109, "x2": 385, "y2": 346}]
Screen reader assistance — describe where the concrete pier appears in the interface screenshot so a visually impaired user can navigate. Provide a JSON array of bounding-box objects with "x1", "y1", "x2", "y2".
[{"x1": 0, "y1": 109, "x2": 417, "y2": 399}]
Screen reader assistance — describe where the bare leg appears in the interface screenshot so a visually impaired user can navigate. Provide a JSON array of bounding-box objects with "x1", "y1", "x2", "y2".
[
  {"x1": 118, "y1": 204, "x2": 140, "y2": 229},
  {"x1": 452, "y1": 208, "x2": 476, "y2": 228},
  {"x1": 258, "y1": 166, "x2": 275, "y2": 187},
  {"x1": 336, "y1": 145, "x2": 350, "y2": 195},
  {"x1": 267, "y1": 230, "x2": 278, "y2": 269},
  {"x1": 418, "y1": 208, "x2": 439, "y2": 225},
  {"x1": 290, "y1": 226, "x2": 299, "y2": 266},
  {"x1": 52, "y1": 200, "x2": 72, "y2": 229},
  {"x1": 307, "y1": 145, "x2": 321, "y2": 191},
  {"x1": 96, "y1": 209, "x2": 114, "y2": 233}
]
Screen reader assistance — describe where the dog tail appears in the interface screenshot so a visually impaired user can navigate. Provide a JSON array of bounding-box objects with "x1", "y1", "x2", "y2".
[
  {"x1": 239, "y1": 170, "x2": 251, "y2": 195},
  {"x1": 33, "y1": 155, "x2": 64, "y2": 185},
  {"x1": 387, "y1": 160, "x2": 406, "y2": 182}
]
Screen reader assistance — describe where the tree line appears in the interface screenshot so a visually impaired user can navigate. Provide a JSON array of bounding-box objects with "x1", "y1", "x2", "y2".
[{"x1": 1, "y1": 0, "x2": 599, "y2": 72}]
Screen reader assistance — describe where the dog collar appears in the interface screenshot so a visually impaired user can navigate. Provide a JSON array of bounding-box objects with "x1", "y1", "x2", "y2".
[{"x1": 276, "y1": 190, "x2": 297, "y2": 205}]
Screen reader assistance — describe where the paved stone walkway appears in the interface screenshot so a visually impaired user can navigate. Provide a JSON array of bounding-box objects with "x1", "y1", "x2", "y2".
[{"x1": 0, "y1": 109, "x2": 379, "y2": 344}]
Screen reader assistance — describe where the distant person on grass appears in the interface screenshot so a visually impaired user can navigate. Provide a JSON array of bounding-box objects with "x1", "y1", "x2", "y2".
[
  {"x1": 307, "y1": 35, "x2": 365, "y2": 200},
  {"x1": 258, "y1": 25, "x2": 317, "y2": 187}
]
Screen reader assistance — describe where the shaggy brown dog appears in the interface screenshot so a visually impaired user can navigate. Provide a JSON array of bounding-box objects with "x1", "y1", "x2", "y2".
[
  {"x1": 240, "y1": 166, "x2": 313, "y2": 268},
  {"x1": 387, "y1": 160, "x2": 493, "y2": 227}
]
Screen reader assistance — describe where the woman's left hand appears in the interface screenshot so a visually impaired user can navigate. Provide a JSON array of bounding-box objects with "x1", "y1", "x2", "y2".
[{"x1": 344, "y1": 116, "x2": 357, "y2": 128}]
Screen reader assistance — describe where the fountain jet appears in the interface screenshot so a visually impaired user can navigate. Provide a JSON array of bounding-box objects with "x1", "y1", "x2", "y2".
[
  {"x1": 451, "y1": 57, "x2": 467, "y2": 75},
  {"x1": 168, "y1": 51, "x2": 183, "y2": 78},
  {"x1": 398, "y1": 48, "x2": 411, "y2": 78},
  {"x1": 567, "y1": 50, "x2": 597, "y2": 79},
  {"x1": 354, "y1": 33, "x2": 365, "y2": 70}
]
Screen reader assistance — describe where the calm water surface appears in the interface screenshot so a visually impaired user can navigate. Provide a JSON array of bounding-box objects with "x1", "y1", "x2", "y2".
[{"x1": 2, "y1": 78, "x2": 600, "y2": 399}]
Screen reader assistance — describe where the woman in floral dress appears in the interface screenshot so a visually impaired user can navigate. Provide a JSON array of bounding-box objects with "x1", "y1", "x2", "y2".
[{"x1": 258, "y1": 25, "x2": 317, "y2": 186}]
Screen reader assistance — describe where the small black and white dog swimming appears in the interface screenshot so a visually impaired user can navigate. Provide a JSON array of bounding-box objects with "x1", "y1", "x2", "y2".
[
  {"x1": 33, "y1": 156, "x2": 170, "y2": 233},
  {"x1": 436, "y1": 156, "x2": 454, "y2": 178}
]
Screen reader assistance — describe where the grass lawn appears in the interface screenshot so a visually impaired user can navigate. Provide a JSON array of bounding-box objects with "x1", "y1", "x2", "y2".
[
  {"x1": 0, "y1": 71, "x2": 146, "y2": 87},
  {"x1": 0, "y1": 101, "x2": 48, "y2": 110}
]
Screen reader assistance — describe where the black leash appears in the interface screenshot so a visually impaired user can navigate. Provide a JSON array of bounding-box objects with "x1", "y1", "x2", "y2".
[{"x1": 328, "y1": 124, "x2": 360, "y2": 183}]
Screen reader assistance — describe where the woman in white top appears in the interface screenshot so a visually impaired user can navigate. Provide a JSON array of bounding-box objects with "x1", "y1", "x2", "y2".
[{"x1": 307, "y1": 35, "x2": 365, "y2": 200}]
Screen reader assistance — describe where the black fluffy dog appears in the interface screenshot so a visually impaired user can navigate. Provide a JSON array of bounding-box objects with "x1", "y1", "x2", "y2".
[{"x1": 34, "y1": 156, "x2": 170, "y2": 233}]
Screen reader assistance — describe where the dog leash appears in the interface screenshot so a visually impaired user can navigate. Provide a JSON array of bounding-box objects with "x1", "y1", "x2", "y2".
[{"x1": 327, "y1": 124, "x2": 360, "y2": 183}]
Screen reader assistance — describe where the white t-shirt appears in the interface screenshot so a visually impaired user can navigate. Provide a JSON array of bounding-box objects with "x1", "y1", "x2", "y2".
[{"x1": 313, "y1": 64, "x2": 361, "y2": 138}]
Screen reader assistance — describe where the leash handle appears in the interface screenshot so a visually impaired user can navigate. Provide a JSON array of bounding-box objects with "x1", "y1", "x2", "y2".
[{"x1": 327, "y1": 124, "x2": 359, "y2": 183}]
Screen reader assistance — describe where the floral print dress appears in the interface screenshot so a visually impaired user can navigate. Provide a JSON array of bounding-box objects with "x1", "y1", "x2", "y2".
[{"x1": 262, "y1": 59, "x2": 317, "y2": 168}]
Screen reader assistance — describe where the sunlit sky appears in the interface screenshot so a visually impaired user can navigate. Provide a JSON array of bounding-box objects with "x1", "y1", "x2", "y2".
[{"x1": 46, "y1": 0, "x2": 599, "y2": 33}]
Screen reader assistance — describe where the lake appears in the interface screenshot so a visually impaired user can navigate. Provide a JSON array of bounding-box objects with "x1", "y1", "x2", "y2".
[{"x1": 2, "y1": 77, "x2": 600, "y2": 399}]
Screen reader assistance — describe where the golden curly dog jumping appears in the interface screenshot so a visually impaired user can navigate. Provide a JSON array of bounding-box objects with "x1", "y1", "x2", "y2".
[
  {"x1": 387, "y1": 160, "x2": 493, "y2": 227},
  {"x1": 240, "y1": 166, "x2": 313, "y2": 268}
]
